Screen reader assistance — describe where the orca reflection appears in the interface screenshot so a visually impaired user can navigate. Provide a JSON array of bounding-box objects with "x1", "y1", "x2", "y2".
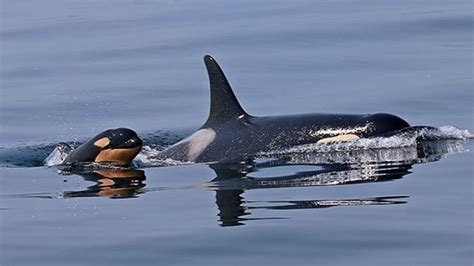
[
  {"x1": 59, "y1": 169, "x2": 146, "y2": 199},
  {"x1": 207, "y1": 158, "x2": 411, "y2": 227},
  {"x1": 215, "y1": 191, "x2": 408, "y2": 227},
  {"x1": 205, "y1": 139, "x2": 465, "y2": 226}
]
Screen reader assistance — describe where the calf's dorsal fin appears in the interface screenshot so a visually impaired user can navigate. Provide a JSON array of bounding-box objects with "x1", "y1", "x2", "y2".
[{"x1": 202, "y1": 55, "x2": 249, "y2": 127}]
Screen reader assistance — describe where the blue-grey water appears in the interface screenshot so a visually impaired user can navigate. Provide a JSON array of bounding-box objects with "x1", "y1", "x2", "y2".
[{"x1": 1, "y1": 1, "x2": 473, "y2": 265}]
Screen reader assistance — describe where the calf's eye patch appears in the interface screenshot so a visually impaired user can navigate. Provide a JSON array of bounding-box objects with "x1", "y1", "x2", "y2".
[{"x1": 94, "y1": 137, "x2": 111, "y2": 148}]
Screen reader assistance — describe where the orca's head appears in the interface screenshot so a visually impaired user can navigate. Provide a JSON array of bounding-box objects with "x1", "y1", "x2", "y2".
[
  {"x1": 91, "y1": 128, "x2": 143, "y2": 166},
  {"x1": 367, "y1": 113, "x2": 410, "y2": 135},
  {"x1": 63, "y1": 128, "x2": 143, "y2": 167}
]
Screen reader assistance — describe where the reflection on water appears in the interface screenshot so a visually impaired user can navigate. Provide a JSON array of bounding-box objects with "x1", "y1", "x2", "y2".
[
  {"x1": 60, "y1": 169, "x2": 146, "y2": 199},
  {"x1": 50, "y1": 139, "x2": 467, "y2": 226},
  {"x1": 216, "y1": 191, "x2": 408, "y2": 227}
]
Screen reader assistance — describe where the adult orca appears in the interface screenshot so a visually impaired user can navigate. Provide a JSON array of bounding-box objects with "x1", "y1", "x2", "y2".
[{"x1": 157, "y1": 55, "x2": 411, "y2": 163}]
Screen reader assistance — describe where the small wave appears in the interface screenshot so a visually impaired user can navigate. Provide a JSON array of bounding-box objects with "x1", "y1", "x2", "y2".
[
  {"x1": 436, "y1": 125, "x2": 473, "y2": 139},
  {"x1": 133, "y1": 146, "x2": 193, "y2": 167},
  {"x1": 43, "y1": 143, "x2": 72, "y2": 166},
  {"x1": 57, "y1": 162, "x2": 135, "y2": 174}
]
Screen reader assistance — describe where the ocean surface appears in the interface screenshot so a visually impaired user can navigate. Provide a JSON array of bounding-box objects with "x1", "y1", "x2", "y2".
[{"x1": 1, "y1": 1, "x2": 473, "y2": 265}]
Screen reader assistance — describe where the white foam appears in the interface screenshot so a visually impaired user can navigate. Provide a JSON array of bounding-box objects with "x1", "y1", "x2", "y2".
[
  {"x1": 133, "y1": 146, "x2": 193, "y2": 167},
  {"x1": 435, "y1": 125, "x2": 473, "y2": 139},
  {"x1": 261, "y1": 125, "x2": 472, "y2": 155},
  {"x1": 43, "y1": 143, "x2": 72, "y2": 166}
]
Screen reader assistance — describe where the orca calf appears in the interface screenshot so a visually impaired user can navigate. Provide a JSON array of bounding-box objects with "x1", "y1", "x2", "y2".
[
  {"x1": 158, "y1": 55, "x2": 411, "y2": 163},
  {"x1": 62, "y1": 128, "x2": 143, "y2": 167}
]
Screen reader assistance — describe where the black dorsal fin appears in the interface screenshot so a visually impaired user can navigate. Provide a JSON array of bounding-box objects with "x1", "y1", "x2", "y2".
[{"x1": 202, "y1": 55, "x2": 249, "y2": 127}]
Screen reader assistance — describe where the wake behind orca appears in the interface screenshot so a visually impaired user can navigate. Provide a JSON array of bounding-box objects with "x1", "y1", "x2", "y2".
[{"x1": 157, "y1": 55, "x2": 414, "y2": 163}]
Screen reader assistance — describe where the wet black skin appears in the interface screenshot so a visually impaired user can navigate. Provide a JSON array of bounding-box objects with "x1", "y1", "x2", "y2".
[
  {"x1": 63, "y1": 128, "x2": 143, "y2": 166},
  {"x1": 196, "y1": 113, "x2": 409, "y2": 162},
  {"x1": 158, "y1": 55, "x2": 410, "y2": 163}
]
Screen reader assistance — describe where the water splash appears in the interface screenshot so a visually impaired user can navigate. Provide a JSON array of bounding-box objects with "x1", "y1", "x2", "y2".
[
  {"x1": 260, "y1": 125, "x2": 472, "y2": 156},
  {"x1": 43, "y1": 143, "x2": 73, "y2": 166},
  {"x1": 133, "y1": 146, "x2": 193, "y2": 167},
  {"x1": 436, "y1": 125, "x2": 473, "y2": 139}
]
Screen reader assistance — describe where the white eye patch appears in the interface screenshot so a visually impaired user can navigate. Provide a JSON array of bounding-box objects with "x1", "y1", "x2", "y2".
[{"x1": 94, "y1": 137, "x2": 111, "y2": 148}]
